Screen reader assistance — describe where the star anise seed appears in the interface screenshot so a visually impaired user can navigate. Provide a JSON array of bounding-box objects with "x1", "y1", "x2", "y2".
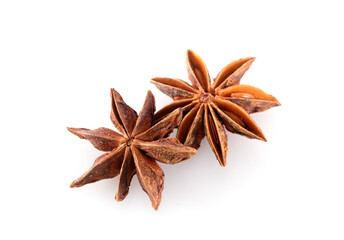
[
  {"x1": 151, "y1": 50, "x2": 280, "y2": 166},
  {"x1": 68, "y1": 89, "x2": 197, "y2": 210}
]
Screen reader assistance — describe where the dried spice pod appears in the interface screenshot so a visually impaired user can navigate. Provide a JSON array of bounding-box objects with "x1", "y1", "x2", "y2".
[
  {"x1": 68, "y1": 89, "x2": 197, "y2": 210},
  {"x1": 151, "y1": 50, "x2": 280, "y2": 166}
]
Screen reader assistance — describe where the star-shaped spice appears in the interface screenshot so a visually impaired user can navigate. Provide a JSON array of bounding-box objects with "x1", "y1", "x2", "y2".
[
  {"x1": 151, "y1": 50, "x2": 280, "y2": 166},
  {"x1": 68, "y1": 89, "x2": 196, "y2": 210}
]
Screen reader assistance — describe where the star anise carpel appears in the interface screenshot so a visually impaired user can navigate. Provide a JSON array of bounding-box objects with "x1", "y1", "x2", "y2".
[
  {"x1": 68, "y1": 89, "x2": 197, "y2": 210},
  {"x1": 151, "y1": 50, "x2": 280, "y2": 166}
]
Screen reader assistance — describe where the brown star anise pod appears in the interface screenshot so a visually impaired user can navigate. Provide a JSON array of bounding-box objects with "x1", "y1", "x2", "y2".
[
  {"x1": 68, "y1": 89, "x2": 196, "y2": 210},
  {"x1": 151, "y1": 50, "x2": 280, "y2": 166}
]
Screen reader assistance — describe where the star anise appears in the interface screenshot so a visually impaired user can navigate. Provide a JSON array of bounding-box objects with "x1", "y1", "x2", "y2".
[
  {"x1": 151, "y1": 50, "x2": 280, "y2": 166},
  {"x1": 68, "y1": 89, "x2": 196, "y2": 210}
]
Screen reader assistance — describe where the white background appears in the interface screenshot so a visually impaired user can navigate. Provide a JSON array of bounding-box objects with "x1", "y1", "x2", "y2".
[{"x1": 1, "y1": 0, "x2": 343, "y2": 239}]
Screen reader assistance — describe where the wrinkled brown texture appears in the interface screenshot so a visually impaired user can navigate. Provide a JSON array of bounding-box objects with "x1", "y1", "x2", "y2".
[
  {"x1": 68, "y1": 89, "x2": 197, "y2": 210},
  {"x1": 151, "y1": 50, "x2": 280, "y2": 166}
]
